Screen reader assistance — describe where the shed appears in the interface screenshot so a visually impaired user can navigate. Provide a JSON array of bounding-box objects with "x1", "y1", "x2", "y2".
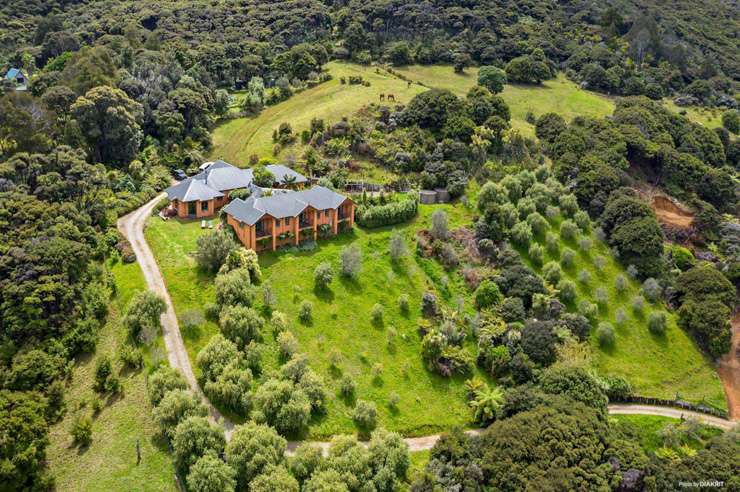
[{"x1": 419, "y1": 190, "x2": 437, "y2": 204}]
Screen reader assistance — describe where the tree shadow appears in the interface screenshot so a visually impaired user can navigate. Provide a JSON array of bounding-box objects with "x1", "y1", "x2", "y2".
[
  {"x1": 338, "y1": 275, "x2": 363, "y2": 294},
  {"x1": 313, "y1": 285, "x2": 335, "y2": 303}
]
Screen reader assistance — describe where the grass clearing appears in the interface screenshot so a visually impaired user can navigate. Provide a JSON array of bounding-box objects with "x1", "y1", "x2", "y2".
[
  {"x1": 145, "y1": 199, "x2": 487, "y2": 438},
  {"x1": 393, "y1": 66, "x2": 615, "y2": 137},
  {"x1": 211, "y1": 63, "x2": 616, "y2": 165},
  {"x1": 46, "y1": 259, "x2": 176, "y2": 492},
  {"x1": 211, "y1": 62, "x2": 425, "y2": 163},
  {"x1": 609, "y1": 414, "x2": 723, "y2": 453},
  {"x1": 662, "y1": 99, "x2": 724, "y2": 129},
  {"x1": 514, "y1": 216, "x2": 726, "y2": 409}
]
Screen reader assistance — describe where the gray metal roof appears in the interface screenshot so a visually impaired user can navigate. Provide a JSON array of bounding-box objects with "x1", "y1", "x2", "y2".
[
  {"x1": 223, "y1": 196, "x2": 265, "y2": 225},
  {"x1": 165, "y1": 177, "x2": 224, "y2": 202},
  {"x1": 223, "y1": 186, "x2": 350, "y2": 225},
  {"x1": 265, "y1": 164, "x2": 308, "y2": 184},
  {"x1": 194, "y1": 160, "x2": 254, "y2": 192}
]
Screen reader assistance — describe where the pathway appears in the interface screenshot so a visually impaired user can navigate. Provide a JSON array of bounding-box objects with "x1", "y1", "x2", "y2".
[
  {"x1": 117, "y1": 193, "x2": 235, "y2": 438},
  {"x1": 718, "y1": 312, "x2": 740, "y2": 420},
  {"x1": 118, "y1": 196, "x2": 735, "y2": 454}
]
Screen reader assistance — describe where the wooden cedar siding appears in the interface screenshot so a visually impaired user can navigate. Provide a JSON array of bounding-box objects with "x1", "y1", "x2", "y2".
[
  {"x1": 226, "y1": 198, "x2": 355, "y2": 253},
  {"x1": 171, "y1": 190, "x2": 229, "y2": 219}
]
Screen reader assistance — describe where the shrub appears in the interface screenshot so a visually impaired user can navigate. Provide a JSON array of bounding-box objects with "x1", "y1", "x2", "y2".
[
  {"x1": 579, "y1": 300, "x2": 598, "y2": 321},
  {"x1": 595, "y1": 288, "x2": 608, "y2": 309},
  {"x1": 578, "y1": 269, "x2": 591, "y2": 285},
  {"x1": 314, "y1": 262, "x2": 333, "y2": 290},
  {"x1": 187, "y1": 454, "x2": 236, "y2": 492},
  {"x1": 615, "y1": 274, "x2": 628, "y2": 293},
  {"x1": 371, "y1": 304, "x2": 384, "y2": 325},
  {"x1": 277, "y1": 331, "x2": 299, "y2": 359},
  {"x1": 398, "y1": 294, "x2": 410, "y2": 313},
  {"x1": 153, "y1": 390, "x2": 208, "y2": 439},
  {"x1": 641, "y1": 278, "x2": 662, "y2": 302},
  {"x1": 389, "y1": 230, "x2": 407, "y2": 260},
  {"x1": 94, "y1": 355, "x2": 113, "y2": 393},
  {"x1": 648, "y1": 312, "x2": 667, "y2": 335},
  {"x1": 558, "y1": 194, "x2": 578, "y2": 216},
  {"x1": 340, "y1": 244, "x2": 362, "y2": 278},
  {"x1": 215, "y1": 268, "x2": 254, "y2": 309},
  {"x1": 352, "y1": 400, "x2": 377, "y2": 430},
  {"x1": 632, "y1": 295, "x2": 645, "y2": 316},
  {"x1": 71, "y1": 414, "x2": 93, "y2": 446},
  {"x1": 615, "y1": 308, "x2": 627, "y2": 327},
  {"x1": 561, "y1": 248, "x2": 576, "y2": 268},
  {"x1": 578, "y1": 237, "x2": 592, "y2": 253},
  {"x1": 195, "y1": 230, "x2": 237, "y2": 272},
  {"x1": 528, "y1": 243, "x2": 544, "y2": 266},
  {"x1": 340, "y1": 375, "x2": 356, "y2": 398},
  {"x1": 542, "y1": 262, "x2": 561, "y2": 285},
  {"x1": 299, "y1": 300, "x2": 313, "y2": 323},
  {"x1": 181, "y1": 309, "x2": 205, "y2": 331},
  {"x1": 123, "y1": 291, "x2": 166, "y2": 343},
  {"x1": 271, "y1": 311, "x2": 288, "y2": 334},
  {"x1": 421, "y1": 292, "x2": 438, "y2": 317},
  {"x1": 431, "y1": 210, "x2": 449, "y2": 240},
  {"x1": 545, "y1": 205, "x2": 560, "y2": 221},
  {"x1": 262, "y1": 283, "x2": 276, "y2": 310},
  {"x1": 573, "y1": 211, "x2": 590, "y2": 231},
  {"x1": 356, "y1": 199, "x2": 418, "y2": 228},
  {"x1": 252, "y1": 379, "x2": 311, "y2": 434},
  {"x1": 388, "y1": 392, "x2": 400, "y2": 409},
  {"x1": 526, "y1": 212, "x2": 548, "y2": 236},
  {"x1": 557, "y1": 279, "x2": 577, "y2": 304},
  {"x1": 597, "y1": 323, "x2": 615, "y2": 347},
  {"x1": 219, "y1": 305, "x2": 264, "y2": 349},
  {"x1": 500, "y1": 297, "x2": 525, "y2": 322},
  {"x1": 474, "y1": 280, "x2": 502, "y2": 309},
  {"x1": 560, "y1": 220, "x2": 578, "y2": 241},
  {"x1": 510, "y1": 221, "x2": 533, "y2": 246},
  {"x1": 172, "y1": 416, "x2": 226, "y2": 474},
  {"x1": 119, "y1": 344, "x2": 143, "y2": 369},
  {"x1": 594, "y1": 255, "x2": 606, "y2": 273},
  {"x1": 148, "y1": 366, "x2": 187, "y2": 406}
]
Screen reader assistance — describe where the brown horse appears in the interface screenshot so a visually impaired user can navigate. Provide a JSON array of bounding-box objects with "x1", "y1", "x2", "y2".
[
  {"x1": 379, "y1": 93, "x2": 385, "y2": 102},
  {"x1": 387, "y1": 93, "x2": 396, "y2": 102}
]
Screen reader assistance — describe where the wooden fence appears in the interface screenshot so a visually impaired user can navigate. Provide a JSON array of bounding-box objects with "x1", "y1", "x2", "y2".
[{"x1": 612, "y1": 395, "x2": 729, "y2": 419}]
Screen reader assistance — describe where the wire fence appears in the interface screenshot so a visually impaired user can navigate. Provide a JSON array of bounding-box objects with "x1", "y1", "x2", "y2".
[{"x1": 612, "y1": 395, "x2": 729, "y2": 419}]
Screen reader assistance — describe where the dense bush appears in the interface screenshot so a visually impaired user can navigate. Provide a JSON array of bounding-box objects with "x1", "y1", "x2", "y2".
[
  {"x1": 195, "y1": 230, "x2": 237, "y2": 272},
  {"x1": 352, "y1": 400, "x2": 378, "y2": 430},
  {"x1": 313, "y1": 262, "x2": 333, "y2": 290},
  {"x1": 355, "y1": 198, "x2": 418, "y2": 228}
]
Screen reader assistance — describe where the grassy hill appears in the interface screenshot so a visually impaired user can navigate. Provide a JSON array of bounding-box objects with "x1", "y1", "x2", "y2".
[
  {"x1": 146, "y1": 199, "x2": 487, "y2": 438},
  {"x1": 46, "y1": 260, "x2": 176, "y2": 492},
  {"x1": 210, "y1": 63, "x2": 615, "y2": 164},
  {"x1": 513, "y1": 214, "x2": 726, "y2": 409}
]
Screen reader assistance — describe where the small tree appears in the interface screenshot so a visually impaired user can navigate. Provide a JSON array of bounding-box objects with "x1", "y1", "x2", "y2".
[
  {"x1": 340, "y1": 244, "x2": 362, "y2": 278},
  {"x1": 277, "y1": 331, "x2": 299, "y2": 360},
  {"x1": 71, "y1": 414, "x2": 93, "y2": 446},
  {"x1": 219, "y1": 305, "x2": 264, "y2": 349},
  {"x1": 648, "y1": 312, "x2": 667, "y2": 335},
  {"x1": 314, "y1": 262, "x2": 333, "y2": 290},
  {"x1": 398, "y1": 294, "x2": 410, "y2": 313},
  {"x1": 371, "y1": 304, "x2": 384, "y2": 326},
  {"x1": 299, "y1": 300, "x2": 313, "y2": 323},
  {"x1": 641, "y1": 278, "x2": 662, "y2": 302},
  {"x1": 187, "y1": 454, "x2": 237, "y2": 492},
  {"x1": 389, "y1": 230, "x2": 407, "y2": 260},
  {"x1": 557, "y1": 280, "x2": 577, "y2": 304},
  {"x1": 474, "y1": 280, "x2": 502, "y2": 309},
  {"x1": 352, "y1": 400, "x2": 377, "y2": 430},
  {"x1": 597, "y1": 322, "x2": 615, "y2": 347},
  {"x1": 123, "y1": 291, "x2": 166, "y2": 343},
  {"x1": 195, "y1": 230, "x2": 237, "y2": 272},
  {"x1": 172, "y1": 416, "x2": 226, "y2": 474},
  {"x1": 340, "y1": 375, "x2": 356, "y2": 397},
  {"x1": 478, "y1": 66, "x2": 507, "y2": 94},
  {"x1": 431, "y1": 210, "x2": 449, "y2": 239},
  {"x1": 215, "y1": 268, "x2": 254, "y2": 309}
]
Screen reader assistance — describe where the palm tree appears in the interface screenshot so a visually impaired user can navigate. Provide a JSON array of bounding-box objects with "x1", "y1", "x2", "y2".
[
  {"x1": 469, "y1": 385, "x2": 504, "y2": 425},
  {"x1": 282, "y1": 174, "x2": 297, "y2": 187}
]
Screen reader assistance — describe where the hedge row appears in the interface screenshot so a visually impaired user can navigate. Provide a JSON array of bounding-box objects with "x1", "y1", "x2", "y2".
[{"x1": 356, "y1": 198, "x2": 418, "y2": 228}]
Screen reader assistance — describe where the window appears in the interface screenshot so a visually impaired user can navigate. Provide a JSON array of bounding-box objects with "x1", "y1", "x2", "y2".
[
  {"x1": 201, "y1": 201, "x2": 209, "y2": 212},
  {"x1": 285, "y1": 217, "x2": 291, "y2": 226},
  {"x1": 256, "y1": 220, "x2": 264, "y2": 235},
  {"x1": 324, "y1": 210, "x2": 330, "y2": 218},
  {"x1": 276, "y1": 218, "x2": 281, "y2": 227}
]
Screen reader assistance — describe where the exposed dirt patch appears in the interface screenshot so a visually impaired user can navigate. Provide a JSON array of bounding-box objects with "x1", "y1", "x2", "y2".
[
  {"x1": 651, "y1": 195, "x2": 694, "y2": 229},
  {"x1": 718, "y1": 312, "x2": 740, "y2": 421}
]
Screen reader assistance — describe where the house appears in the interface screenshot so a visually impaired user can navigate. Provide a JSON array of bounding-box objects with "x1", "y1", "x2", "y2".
[
  {"x1": 223, "y1": 186, "x2": 355, "y2": 252},
  {"x1": 4, "y1": 68, "x2": 28, "y2": 91},
  {"x1": 164, "y1": 160, "x2": 307, "y2": 218}
]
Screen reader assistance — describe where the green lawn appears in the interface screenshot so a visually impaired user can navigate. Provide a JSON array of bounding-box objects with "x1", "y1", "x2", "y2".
[
  {"x1": 46, "y1": 260, "x2": 176, "y2": 492},
  {"x1": 609, "y1": 414, "x2": 723, "y2": 453},
  {"x1": 392, "y1": 66, "x2": 615, "y2": 138},
  {"x1": 145, "y1": 200, "x2": 487, "y2": 438},
  {"x1": 662, "y1": 99, "x2": 724, "y2": 129},
  {"x1": 211, "y1": 62, "x2": 426, "y2": 164},
  {"x1": 514, "y1": 217, "x2": 726, "y2": 409}
]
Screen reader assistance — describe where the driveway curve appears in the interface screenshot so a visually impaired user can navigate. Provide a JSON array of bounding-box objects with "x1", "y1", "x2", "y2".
[
  {"x1": 118, "y1": 195, "x2": 735, "y2": 453},
  {"x1": 117, "y1": 193, "x2": 235, "y2": 437}
]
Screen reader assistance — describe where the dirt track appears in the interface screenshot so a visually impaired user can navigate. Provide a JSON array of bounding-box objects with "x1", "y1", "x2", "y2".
[
  {"x1": 118, "y1": 196, "x2": 735, "y2": 452},
  {"x1": 117, "y1": 194, "x2": 235, "y2": 438},
  {"x1": 718, "y1": 312, "x2": 740, "y2": 420}
]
